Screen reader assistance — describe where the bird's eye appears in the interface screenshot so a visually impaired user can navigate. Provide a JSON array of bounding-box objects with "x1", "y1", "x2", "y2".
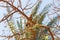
[
  {"x1": 26, "y1": 24, "x2": 28, "y2": 26},
  {"x1": 26, "y1": 23, "x2": 31, "y2": 27}
]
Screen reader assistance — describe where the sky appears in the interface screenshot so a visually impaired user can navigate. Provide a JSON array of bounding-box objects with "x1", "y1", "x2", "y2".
[{"x1": 0, "y1": 0, "x2": 59, "y2": 40}]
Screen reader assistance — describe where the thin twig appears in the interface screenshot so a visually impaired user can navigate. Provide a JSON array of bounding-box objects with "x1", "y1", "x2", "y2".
[{"x1": 0, "y1": 11, "x2": 16, "y2": 23}]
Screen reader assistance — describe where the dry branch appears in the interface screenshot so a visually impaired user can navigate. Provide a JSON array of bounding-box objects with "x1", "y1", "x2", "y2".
[{"x1": 0, "y1": 10, "x2": 16, "y2": 22}]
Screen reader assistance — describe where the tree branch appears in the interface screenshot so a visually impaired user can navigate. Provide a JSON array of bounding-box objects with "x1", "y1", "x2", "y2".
[{"x1": 0, "y1": 10, "x2": 16, "y2": 22}]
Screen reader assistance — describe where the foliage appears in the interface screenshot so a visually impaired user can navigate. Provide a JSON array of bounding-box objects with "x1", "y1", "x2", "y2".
[{"x1": 6, "y1": 1, "x2": 58, "y2": 40}]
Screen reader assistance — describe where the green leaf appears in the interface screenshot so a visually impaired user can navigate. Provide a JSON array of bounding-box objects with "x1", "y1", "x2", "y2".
[
  {"x1": 7, "y1": 21, "x2": 16, "y2": 33},
  {"x1": 37, "y1": 4, "x2": 51, "y2": 24},
  {"x1": 17, "y1": 19, "x2": 23, "y2": 33},
  {"x1": 47, "y1": 16, "x2": 57, "y2": 27},
  {"x1": 31, "y1": 1, "x2": 41, "y2": 17},
  {"x1": 38, "y1": 11, "x2": 48, "y2": 24},
  {"x1": 41, "y1": 4, "x2": 51, "y2": 14}
]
